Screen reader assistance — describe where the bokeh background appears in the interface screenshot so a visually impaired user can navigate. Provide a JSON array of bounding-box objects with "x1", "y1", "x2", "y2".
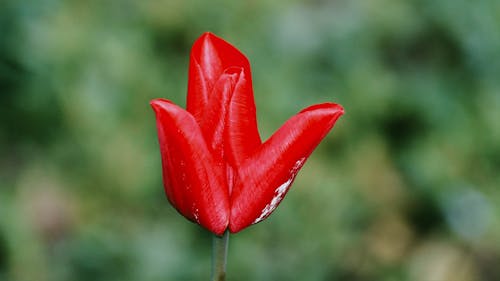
[{"x1": 1, "y1": 0, "x2": 499, "y2": 280}]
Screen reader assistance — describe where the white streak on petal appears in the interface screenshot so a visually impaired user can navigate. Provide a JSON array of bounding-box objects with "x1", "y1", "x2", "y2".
[
  {"x1": 252, "y1": 157, "x2": 306, "y2": 224},
  {"x1": 193, "y1": 207, "x2": 200, "y2": 223}
]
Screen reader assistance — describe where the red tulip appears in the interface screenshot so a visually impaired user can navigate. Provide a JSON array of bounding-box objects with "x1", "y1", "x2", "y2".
[{"x1": 151, "y1": 32, "x2": 344, "y2": 235}]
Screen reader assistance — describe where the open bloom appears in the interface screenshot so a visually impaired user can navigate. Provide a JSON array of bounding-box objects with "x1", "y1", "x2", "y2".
[{"x1": 151, "y1": 32, "x2": 344, "y2": 235}]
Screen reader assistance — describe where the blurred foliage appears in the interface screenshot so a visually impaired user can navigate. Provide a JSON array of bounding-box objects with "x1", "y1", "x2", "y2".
[{"x1": 1, "y1": 0, "x2": 500, "y2": 280}]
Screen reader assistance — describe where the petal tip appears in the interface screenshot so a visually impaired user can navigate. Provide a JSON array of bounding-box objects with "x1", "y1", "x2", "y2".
[
  {"x1": 335, "y1": 103, "x2": 345, "y2": 115},
  {"x1": 150, "y1": 98, "x2": 173, "y2": 113},
  {"x1": 200, "y1": 31, "x2": 216, "y2": 39},
  {"x1": 298, "y1": 102, "x2": 345, "y2": 120},
  {"x1": 194, "y1": 32, "x2": 220, "y2": 49},
  {"x1": 323, "y1": 102, "x2": 344, "y2": 114}
]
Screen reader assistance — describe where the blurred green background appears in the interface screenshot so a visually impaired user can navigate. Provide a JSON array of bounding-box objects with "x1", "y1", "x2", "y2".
[{"x1": 1, "y1": 0, "x2": 499, "y2": 280}]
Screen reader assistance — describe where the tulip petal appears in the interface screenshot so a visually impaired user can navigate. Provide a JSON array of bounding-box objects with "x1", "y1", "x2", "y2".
[
  {"x1": 187, "y1": 32, "x2": 253, "y2": 122},
  {"x1": 151, "y1": 98, "x2": 229, "y2": 235},
  {"x1": 187, "y1": 32, "x2": 262, "y2": 166},
  {"x1": 197, "y1": 67, "x2": 243, "y2": 159},
  {"x1": 225, "y1": 66, "x2": 262, "y2": 167},
  {"x1": 229, "y1": 103, "x2": 344, "y2": 233}
]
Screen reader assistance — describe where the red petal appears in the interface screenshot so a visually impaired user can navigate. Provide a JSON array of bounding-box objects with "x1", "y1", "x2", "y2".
[
  {"x1": 187, "y1": 32, "x2": 262, "y2": 167},
  {"x1": 197, "y1": 67, "x2": 244, "y2": 160},
  {"x1": 187, "y1": 32, "x2": 253, "y2": 123},
  {"x1": 225, "y1": 66, "x2": 262, "y2": 167},
  {"x1": 151, "y1": 98, "x2": 229, "y2": 235},
  {"x1": 229, "y1": 103, "x2": 344, "y2": 233}
]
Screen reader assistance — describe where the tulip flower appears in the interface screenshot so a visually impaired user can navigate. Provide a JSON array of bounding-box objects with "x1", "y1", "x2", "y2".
[{"x1": 151, "y1": 32, "x2": 344, "y2": 236}]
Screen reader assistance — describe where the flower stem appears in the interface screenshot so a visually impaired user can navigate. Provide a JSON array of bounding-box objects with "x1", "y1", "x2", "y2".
[{"x1": 211, "y1": 230, "x2": 229, "y2": 281}]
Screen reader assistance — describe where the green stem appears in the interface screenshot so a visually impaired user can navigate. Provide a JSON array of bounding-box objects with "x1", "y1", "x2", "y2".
[{"x1": 211, "y1": 230, "x2": 229, "y2": 281}]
